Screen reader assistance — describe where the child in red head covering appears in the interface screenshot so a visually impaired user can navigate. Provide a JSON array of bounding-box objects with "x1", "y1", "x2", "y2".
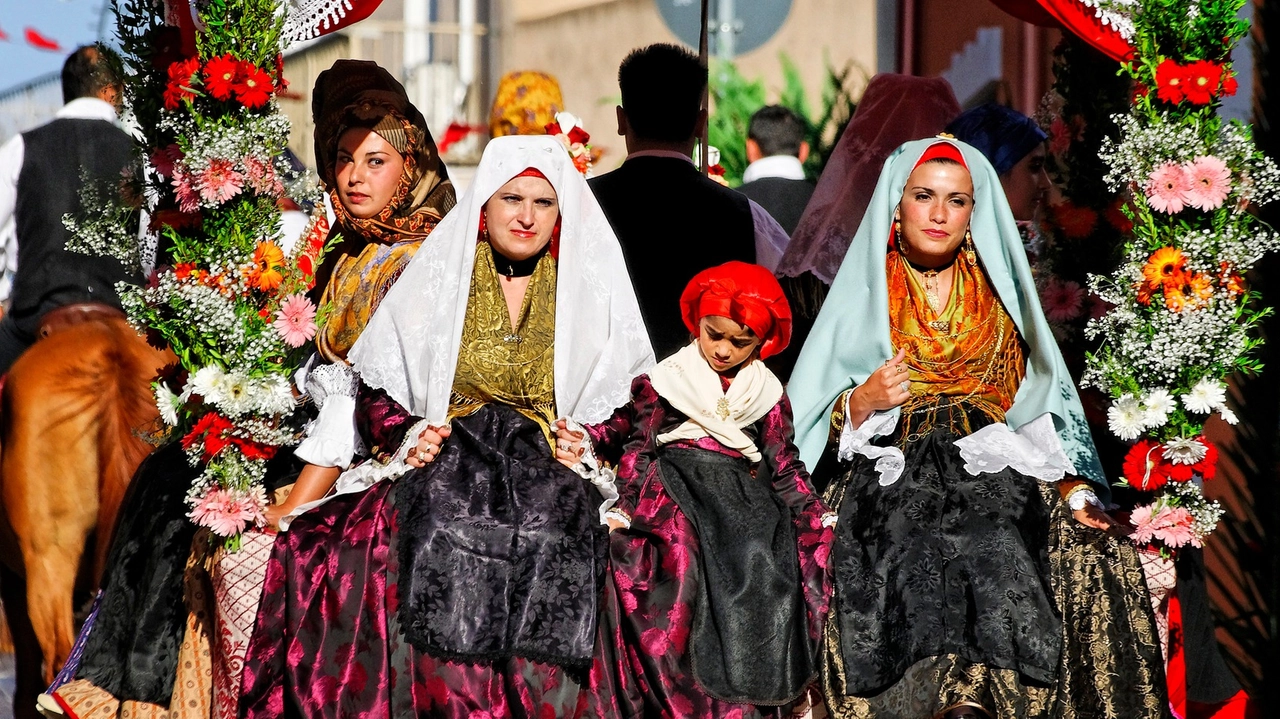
[{"x1": 556, "y1": 261, "x2": 834, "y2": 716}]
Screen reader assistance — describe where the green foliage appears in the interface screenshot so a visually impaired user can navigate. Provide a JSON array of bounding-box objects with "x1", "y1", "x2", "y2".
[{"x1": 707, "y1": 54, "x2": 860, "y2": 186}]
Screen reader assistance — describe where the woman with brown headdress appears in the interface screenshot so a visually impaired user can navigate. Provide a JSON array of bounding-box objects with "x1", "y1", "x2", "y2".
[{"x1": 45, "y1": 59, "x2": 456, "y2": 719}]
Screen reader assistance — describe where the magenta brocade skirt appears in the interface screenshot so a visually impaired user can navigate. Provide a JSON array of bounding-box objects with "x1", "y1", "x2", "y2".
[{"x1": 238, "y1": 479, "x2": 596, "y2": 719}]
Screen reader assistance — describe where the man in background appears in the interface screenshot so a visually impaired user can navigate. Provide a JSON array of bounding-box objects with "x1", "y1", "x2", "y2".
[
  {"x1": 738, "y1": 105, "x2": 815, "y2": 237},
  {"x1": 590, "y1": 42, "x2": 788, "y2": 359},
  {"x1": 0, "y1": 45, "x2": 139, "y2": 374}
]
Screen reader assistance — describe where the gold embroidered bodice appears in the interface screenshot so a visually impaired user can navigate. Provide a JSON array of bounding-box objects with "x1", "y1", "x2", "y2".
[{"x1": 448, "y1": 248, "x2": 558, "y2": 440}]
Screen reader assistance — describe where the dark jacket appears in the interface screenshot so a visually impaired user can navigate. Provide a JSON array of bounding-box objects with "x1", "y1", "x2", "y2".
[
  {"x1": 589, "y1": 156, "x2": 755, "y2": 360},
  {"x1": 12, "y1": 117, "x2": 138, "y2": 334},
  {"x1": 738, "y1": 176, "x2": 815, "y2": 236}
]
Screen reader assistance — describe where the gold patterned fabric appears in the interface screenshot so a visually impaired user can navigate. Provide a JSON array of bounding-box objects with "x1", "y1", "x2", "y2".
[
  {"x1": 488, "y1": 71, "x2": 565, "y2": 138},
  {"x1": 887, "y1": 248, "x2": 1026, "y2": 442},
  {"x1": 448, "y1": 247, "x2": 557, "y2": 440},
  {"x1": 316, "y1": 237, "x2": 421, "y2": 363}
]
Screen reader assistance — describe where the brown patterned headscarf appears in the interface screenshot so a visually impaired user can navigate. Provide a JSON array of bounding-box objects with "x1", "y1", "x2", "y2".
[{"x1": 313, "y1": 59, "x2": 457, "y2": 243}]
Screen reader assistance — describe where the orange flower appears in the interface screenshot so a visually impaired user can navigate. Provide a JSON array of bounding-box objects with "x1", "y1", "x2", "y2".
[
  {"x1": 1220, "y1": 262, "x2": 1246, "y2": 298},
  {"x1": 1142, "y1": 247, "x2": 1189, "y2": 290},
  {"x1": 1163, "y1": 272, "x2": 1213, "y2": 313},
  {"x1": 250, "y1": 241, "x2": 285, "y2": 293}
]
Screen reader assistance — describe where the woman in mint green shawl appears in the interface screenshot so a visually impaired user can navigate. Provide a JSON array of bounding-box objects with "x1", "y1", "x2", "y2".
[{"x1": 789, "y1": 137, "x2": 1167, "y2": 719}]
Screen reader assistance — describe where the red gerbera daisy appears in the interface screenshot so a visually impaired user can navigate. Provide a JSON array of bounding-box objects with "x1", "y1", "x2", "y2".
[
  {"x1": 203, "y1": 54, "x2": 240, "y2": 101},
  {"x1": 1183, "y1": 60, "x2": 1223, "y2": 105},
  {"x1": 163, "y1": 57, "x2": 201, "y2": 110},
  {"x1": 1154, "y1": 59, "x2": 1187, "y2": 104},
  {"x1": 233, "y1": 62, "x2": 274, "y2": 109}
]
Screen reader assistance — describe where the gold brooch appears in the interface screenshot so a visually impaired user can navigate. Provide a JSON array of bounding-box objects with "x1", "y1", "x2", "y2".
[
  {"x1": 715, "y1": 396, "x2": 731, "y2": 421},
  {"x1": 936, "y1": 132, "x2": 955, "y2": 139}
]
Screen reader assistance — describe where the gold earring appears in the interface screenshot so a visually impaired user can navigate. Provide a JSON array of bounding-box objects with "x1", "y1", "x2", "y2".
[
  {"x1": 894, "y1": 220, "x2": 909, "y2": 254},
  {"x1": 963, "y1": 228, "x2": 976, "y2": 263}
]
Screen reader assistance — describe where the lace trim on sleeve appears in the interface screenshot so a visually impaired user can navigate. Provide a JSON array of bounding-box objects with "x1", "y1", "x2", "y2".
[
  {"x1": 305, "y1": 362, "x2": 358, "y2": 410},
  {"x1": 838, "y1": 401, "x2": 905, "y2": 486},
  {"x1": 951, "y1": 412, "x2": 1073, "y2": 482},
  {"x1": 561, "y1": 417, "x2": 620, "y2": 525}
]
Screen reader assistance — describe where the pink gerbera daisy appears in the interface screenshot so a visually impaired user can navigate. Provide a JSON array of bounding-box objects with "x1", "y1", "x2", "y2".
[
  {"x1": 1146, "y1": 162, "x2": 1191, "y2": 214},
  {"x1": 243, "y1": 155, "x2": 280, "y2": 195},
  {"x1": 1039, "y1": 277, "x2": 1086, "y2": 323},
  {"x1": 1185, "y1": 155, "x2": 1232, "y2": 211},
  {"x1": 188, "y1": 487, "x2": 260, "y2": 538},
  {"x1": 198, "y1": 158, "x2": 244, "y2": 204},
  {"x1": 274, "y1": 293, "x2": 318, "y2": 347},
  {"x1": 171, "y1": 167, "x2": 201, "y2": 213}
]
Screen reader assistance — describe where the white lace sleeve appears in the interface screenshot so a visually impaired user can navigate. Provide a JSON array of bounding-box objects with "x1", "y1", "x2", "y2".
[
  {"x1": 293, "y1": 363, "x2": 364, "y2": 469},
  {"x1": 951, "y1": 412, "x2": 1072, "y2": 482},
  {"x1": 838, "y1": 398, "x2": 905, "y2": 486},
  {"x1": 280, "y1": 418, "x2": 428, "y2": 531},
  {"x1": 560, "y1": 417, "x2": 620, "y2": 525}
]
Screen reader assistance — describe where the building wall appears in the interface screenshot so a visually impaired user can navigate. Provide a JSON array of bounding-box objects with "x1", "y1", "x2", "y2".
[{"x1": 503, "y1": 0, "x2": 878, "y2": 172}]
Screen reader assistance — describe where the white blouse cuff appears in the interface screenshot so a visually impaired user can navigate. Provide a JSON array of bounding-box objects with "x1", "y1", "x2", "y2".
[
  {"x1": 838, "y1": 400, "x2": 905, "y2": 486},
  {"x1": 561, "y1": 417, "x2": 620, "y2": 525},
  {"x1": 952, "y1": 412, "x2": 1073, "y2": 482},
  {"x1": 280, "y1": 418, "x2": 427, "y2": 531},
  {"x1": 294, "y1": 394, "x2": 359, "y2": 469}
]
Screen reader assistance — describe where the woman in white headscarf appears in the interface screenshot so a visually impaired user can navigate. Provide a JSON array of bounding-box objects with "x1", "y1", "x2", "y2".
[{"x1": 240, "y1": 135, "x2": 654, "y2": 718}]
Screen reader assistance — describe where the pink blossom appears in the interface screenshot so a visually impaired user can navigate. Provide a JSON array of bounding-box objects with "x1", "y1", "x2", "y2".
[
  {"x1": 1145, "y1": 162, "x2": 1191, "y2": 214},
  {"x1": 1185, "y1": 155, "x2": 1232, "y2": 211},
  {"x1": 197, "y1": 158, "x2": 244, "y2": 204},
  {"x1": 171, "y1": 167, "x2": 201, "y2": 213},
  {"x1": 274, "y1": 294, "x2": 318, "y2": 347},
  {"x1": 1040, "y1": 277, "x2": 1086, "y2": 323},
  {"x1": 187, "y1": 487, "x2": 262, "y2": 537},
  {"x1": 1130, "y1": 504, "x2": 1201, "y2": 549},
  {"x1": 243, "y1": 154, "x2": 280, "y2": 195},
  {"x1": 151, "y1": 144, "x2": 182, "y2": 178}
]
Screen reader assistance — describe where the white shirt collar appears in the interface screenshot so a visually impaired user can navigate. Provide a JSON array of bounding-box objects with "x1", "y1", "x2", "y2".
[
  {"x1": 55, "y1": 97, "x2": 119, "y2": 123},
  {"x1": 742, "y1": 154, "x2": 806, "y2": 184}
]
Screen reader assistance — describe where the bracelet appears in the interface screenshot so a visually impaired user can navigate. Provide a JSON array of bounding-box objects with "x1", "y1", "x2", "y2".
[
  {"x1": 603, "y1": 508, "x2": 632, "y2": 529},
  {"x1": 1064, "y1": 484, "x2": 1101, "y2": 511}
]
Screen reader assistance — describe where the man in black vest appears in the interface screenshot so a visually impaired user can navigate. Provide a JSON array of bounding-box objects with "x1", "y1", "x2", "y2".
[
  {"x1": 0, "y1": 45, "x2": 139, "y2": 374},
  {"x1": 738, "y1": 105, "x2": 815, "y2": 237},
  {"x1": 591, "y1": 43, "x2": 786, "y2": 360}
]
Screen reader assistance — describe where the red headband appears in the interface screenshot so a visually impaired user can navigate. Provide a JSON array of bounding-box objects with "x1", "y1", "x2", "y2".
[
  {"x1": 478, "y1": 167, "x2": 561, "y2": 256},
  {"x1": 680, "y1": 261, "x2": 792, "y2": 360},
  {"x1": 913, "y1": 140, "x2": 968, "y2": 169}
]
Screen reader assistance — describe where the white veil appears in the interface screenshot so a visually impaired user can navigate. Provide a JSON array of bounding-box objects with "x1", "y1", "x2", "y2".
[{"x1": 348, "y1": 135, "x2": 655, "y2": 425}]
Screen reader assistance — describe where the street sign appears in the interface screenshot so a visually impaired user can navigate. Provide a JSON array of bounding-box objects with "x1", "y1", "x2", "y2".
[{"x1": 656, "y1": 0, "x2": 794, "y2": 58}]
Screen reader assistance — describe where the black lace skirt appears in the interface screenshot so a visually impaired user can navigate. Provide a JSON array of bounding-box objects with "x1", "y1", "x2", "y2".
[
  {"x1": 393, "y1": 403, "x2": 609, "y2": 669},
  {"x1": 827, "y1": 404, "x2": 1061, "y2": 696}
]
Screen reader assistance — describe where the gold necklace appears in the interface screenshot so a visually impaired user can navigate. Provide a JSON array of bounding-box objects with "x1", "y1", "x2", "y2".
[{"x1": 917, "y1": 267, "x2": 949, "y2": 331}]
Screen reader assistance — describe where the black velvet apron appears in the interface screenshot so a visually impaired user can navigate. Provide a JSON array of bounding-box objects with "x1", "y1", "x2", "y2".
[
  {"x1": 658, "y1": 446, "x2": 814, "y2": 704},
  {"x1": 829, "y1": 404, "x2": 1061, "y2": 696},
  {"x1": 393, "y1": 403, "x2": 608, "y2": 670}
]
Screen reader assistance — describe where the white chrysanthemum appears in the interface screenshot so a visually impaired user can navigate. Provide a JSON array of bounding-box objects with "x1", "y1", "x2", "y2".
[
  {"x1": 1182, "y1": 377, "x2": 1228, "y2": 415},
  {"x1": 252, "y1": 375, "x2": 297, "y2": 417},
  {"x1": 1107, "y1": 394, "x2": 1146, "y2": 441},
  {"x1": 1219, "y1": 407, "x2": 1239, "y2": 425},
  {"x1": 153, "y1": 383, "x2": 180, "y2": 426},
  {"x1": 1142, "y1": 388, "x2": 1176, "y2": 429},
  {"x1": 186, "y1": 365, "x2": 229, "y2": 404},
  {"x1": 1164, "y1": 436, "x2": 1208, "y2": 465},
  {"x1": 218, "y1": 371, "x2": 257, "y2": 416}
]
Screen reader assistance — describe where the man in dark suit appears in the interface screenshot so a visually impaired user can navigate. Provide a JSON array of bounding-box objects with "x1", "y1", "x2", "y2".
[
  {"x1": 591, "y1": 43, "x2": 786, "y2": 360},
  {"x1": 738, "y1": 105, "x2": 815, "y2": 237}
]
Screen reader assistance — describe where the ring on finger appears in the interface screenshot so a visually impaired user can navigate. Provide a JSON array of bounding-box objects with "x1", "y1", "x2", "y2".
[
  {"x1": 899, "y1": 380, "x2": 910, "y2": 392},
  {"x1": 415, "y1": 449, "x2": 428, "y2": 462}
]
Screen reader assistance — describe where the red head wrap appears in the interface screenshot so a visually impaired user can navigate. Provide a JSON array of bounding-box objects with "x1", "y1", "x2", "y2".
[
  {"x1": 680, "y1": 261, "x2": 793, "y2": 360},
  {"x1": 477, "y1": 167, "x2": 562, "y2": 256},
  {"x1": 913, "y1": 140, "x2": 968, "y2": 170}
]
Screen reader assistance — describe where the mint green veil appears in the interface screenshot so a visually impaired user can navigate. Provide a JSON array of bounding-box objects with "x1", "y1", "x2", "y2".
[{"x1": 787, "y1": 137, "x2": 1107, "y2": 489}]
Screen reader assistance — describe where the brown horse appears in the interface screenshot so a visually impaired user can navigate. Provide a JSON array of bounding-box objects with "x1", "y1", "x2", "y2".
[{"x1": 0, "y1": 309, "x2": 172, "y2": 714}]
